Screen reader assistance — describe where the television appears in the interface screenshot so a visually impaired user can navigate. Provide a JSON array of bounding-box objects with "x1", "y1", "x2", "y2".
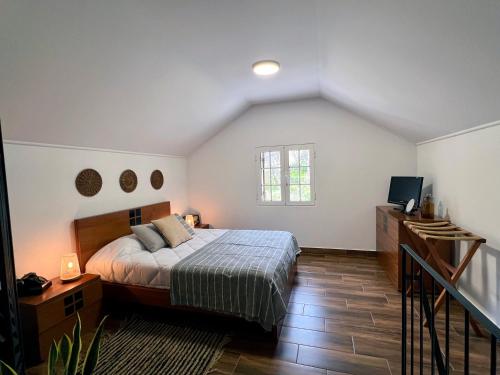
[{"x1": 387, "y1": 176, "x2": 424, "y2": 211}]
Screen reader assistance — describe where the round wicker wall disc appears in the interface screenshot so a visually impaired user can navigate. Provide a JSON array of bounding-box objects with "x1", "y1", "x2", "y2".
[
  {"x1": 120, "y1": 169, "x2": 137, "y2": 193},
  {"x1": 150, "y1": 170, "x2": 164, "y2": 190},
  {"x1": 75, "y1": 169, "x2": 102, "y2": 197}
]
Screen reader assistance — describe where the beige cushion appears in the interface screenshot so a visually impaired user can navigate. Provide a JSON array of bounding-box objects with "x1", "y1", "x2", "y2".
[{"x1": 151, "y1": 215, "x2": 192, "y2": 248}]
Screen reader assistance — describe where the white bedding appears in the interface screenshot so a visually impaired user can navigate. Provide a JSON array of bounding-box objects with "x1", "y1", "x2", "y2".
[{"x1": 86, "y1": 228, "x2": 228, "y2": 289}]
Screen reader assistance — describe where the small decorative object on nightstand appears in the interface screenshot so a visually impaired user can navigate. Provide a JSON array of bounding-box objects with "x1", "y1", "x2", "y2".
[
  {"x1": 60, "y1": 253, "x2": 81, "y2": 282},
  {"x1": 184, "y1": 214, "x2": 195, "y2": 227},
  {"x1": 19, "y1": 274, "x2": 102, "y2": 365},
  {"x1": 184, "y1": 214, "x2": 204, "y2": 227},
  {"x1": 192, "y1": 214, "x2": 201, "y2": 226}
]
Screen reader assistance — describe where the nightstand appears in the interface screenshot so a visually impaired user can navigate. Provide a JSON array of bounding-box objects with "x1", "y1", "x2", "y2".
[
  {"x1": 19, "y1": 274, "x2": 102, "y2": 365},
  {"x1": 195, "y1": 223, "x2": 210, "y2": 229}
]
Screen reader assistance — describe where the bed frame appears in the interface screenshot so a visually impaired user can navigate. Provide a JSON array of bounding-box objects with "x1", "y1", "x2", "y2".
[{"x1": 74, "y1": 201, "x2": 296, "y2": 340}]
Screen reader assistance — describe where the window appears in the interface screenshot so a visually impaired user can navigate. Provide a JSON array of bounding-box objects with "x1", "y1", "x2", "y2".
[
  {"x1": 286, "y1": 145, "x2": 314, "y2": 204},
  {"x1": 256, "y1": 144, "x2": 315, "y2": 205}
]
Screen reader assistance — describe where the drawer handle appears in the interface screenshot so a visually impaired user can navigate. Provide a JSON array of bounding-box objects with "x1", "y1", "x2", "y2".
[{"x1": 64, "y1": 290, "x2": 85, "y2": 316}]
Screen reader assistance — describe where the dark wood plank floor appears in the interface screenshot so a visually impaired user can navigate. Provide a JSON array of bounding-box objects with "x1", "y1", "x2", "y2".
[
  {"x1": 211, "y1": 252, "x2": 499, "y2": 375},
  {"x1": 27, "y1": 251, "x2": 499, "y2": 375}
]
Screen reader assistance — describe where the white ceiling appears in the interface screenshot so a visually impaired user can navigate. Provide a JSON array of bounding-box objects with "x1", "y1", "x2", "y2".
[{"x1": 1, "y1": 0, "x2": 499, "y2": 155}]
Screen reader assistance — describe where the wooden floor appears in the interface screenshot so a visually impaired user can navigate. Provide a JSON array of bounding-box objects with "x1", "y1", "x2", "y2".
[
  {"x1": 27, "y1": 251, "x2": 498, "y2": 375},
  {"x1": 211, "y1": 251, "x2": 499, "y2": 375}
]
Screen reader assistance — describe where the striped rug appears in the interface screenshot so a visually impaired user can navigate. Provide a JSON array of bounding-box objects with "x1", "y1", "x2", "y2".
[{"x1": 93, "y1": 317, "x2": 228, "y2": 375}]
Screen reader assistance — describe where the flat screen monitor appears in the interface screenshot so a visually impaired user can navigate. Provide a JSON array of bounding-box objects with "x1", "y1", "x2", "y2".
[{"x1": 387, "y1": 176, "x2": 424, "y2": 208}]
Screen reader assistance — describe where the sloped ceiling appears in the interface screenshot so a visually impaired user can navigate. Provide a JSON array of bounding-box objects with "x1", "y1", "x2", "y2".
[{"x1": 0, "y1": 0, "x2": 499, "y2": 155}]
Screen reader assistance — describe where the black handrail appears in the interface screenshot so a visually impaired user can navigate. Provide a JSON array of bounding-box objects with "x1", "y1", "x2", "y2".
[
  {"x1": 401, "y1": 243, "x2": 499, "y2": 375},
  {"x1": 402, "y1": 244, "x2": 500, "y2": 337}
]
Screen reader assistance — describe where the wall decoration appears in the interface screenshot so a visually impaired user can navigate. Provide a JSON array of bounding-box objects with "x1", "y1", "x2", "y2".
[
  {"x1": 75, "y1": 169, "x2": 102, "y2": 197},
  {"x1": 120, "y1": 169, "x2": 137, "y2": 193},
  {"x1": 150, "y1": 170, "x2": 164, "y2": 190}
]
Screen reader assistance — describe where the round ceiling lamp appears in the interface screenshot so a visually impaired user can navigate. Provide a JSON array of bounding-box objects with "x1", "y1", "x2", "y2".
[{"x1": 252, "y1": 60, "x2": 280, "y2": 76}]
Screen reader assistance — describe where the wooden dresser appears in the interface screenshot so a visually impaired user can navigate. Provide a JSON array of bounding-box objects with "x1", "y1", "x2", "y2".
[
  {"x1": 376, "y1": 206, "x2": 452, "y2": 290},
  {"x1": 19, "y1": 274, "x2": 102, "y2": 365}
]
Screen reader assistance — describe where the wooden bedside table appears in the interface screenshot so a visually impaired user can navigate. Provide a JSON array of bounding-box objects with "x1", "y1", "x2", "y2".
[
  {"x1": 19, "y1": 274, "x2": 102, "y2": 365},
  {"x1": 195, "y1": 223, "x2": 210, "y2": 229}
]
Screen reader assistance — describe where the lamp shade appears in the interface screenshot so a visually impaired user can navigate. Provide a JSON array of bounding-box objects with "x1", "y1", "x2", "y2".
[
  {"x1": 185, "y1": 215, "x2": 195, "y2": 227},
  {"x1": 60, "y1": 253, "x2": 81, "y2": 282}
]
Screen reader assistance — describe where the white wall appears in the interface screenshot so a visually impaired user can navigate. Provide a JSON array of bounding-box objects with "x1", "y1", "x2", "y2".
[
  {"x1": 4, "y1": 142, "x2": 188, "y2": 279},
  {"x1": 417, "y1": 123, "x2": 500, "y2": 324},
  {"x1": 188, "y1": 98, "x2": 417, "y2": 250}
]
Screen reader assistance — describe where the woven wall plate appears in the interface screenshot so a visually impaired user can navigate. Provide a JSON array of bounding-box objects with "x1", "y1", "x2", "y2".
[
  {"x1": 120, "y1": 169, "x2": 137, "y2": 193},
  {"x1": 75, "y1": 169, "x2": 102, "y2": 197},
  {"x1": 150, "y1": 170, "x2": 164, "y2": 190}
]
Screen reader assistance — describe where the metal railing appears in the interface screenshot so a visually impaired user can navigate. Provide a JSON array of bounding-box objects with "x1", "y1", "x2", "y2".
[{"x1": 401, "y1": 243, "x2": 499, "y2": 375}]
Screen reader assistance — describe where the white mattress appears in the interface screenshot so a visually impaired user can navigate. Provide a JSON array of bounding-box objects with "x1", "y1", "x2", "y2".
[{"x1": 86, "y1": 228, "x2": 228, "y2": 289}]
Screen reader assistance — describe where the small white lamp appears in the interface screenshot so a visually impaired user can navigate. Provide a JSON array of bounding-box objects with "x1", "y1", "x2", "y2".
[
  {"x1": 185, "y1": 215, "x2": 195, "y2": 228},
  {"x1": 60, "y1": 253, "x2": 81, "y2": 282}
]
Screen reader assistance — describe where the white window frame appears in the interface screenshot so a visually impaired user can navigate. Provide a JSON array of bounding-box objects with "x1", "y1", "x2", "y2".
[
  {"x1": 256, "y1": 143, "x2": 316, "y2": 206},
  {"x1": 255, "y1": 146, "x2": 286, "y2": 206},
  {"x1": 284, "y1": 143, "x2": 316, "y2": 206}
]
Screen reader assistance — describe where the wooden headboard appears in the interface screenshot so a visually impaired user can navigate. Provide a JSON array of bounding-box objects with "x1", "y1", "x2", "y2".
[{"x1": 74, "y1": 201, "x2": 171, "y2": 270}]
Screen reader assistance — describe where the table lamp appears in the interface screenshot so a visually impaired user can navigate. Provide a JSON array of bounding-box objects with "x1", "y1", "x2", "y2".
[
  {"x1": 60, "y1": 253, "x2": 81, "y2": 282},
  {"x1": 185, "y1": 215, "x2": 195, "y2": 227}
]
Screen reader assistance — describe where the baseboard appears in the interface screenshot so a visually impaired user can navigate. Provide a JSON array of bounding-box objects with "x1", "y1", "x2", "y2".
[{"x1": 300, "y1": 247, "x2": 377, "y2": 256}]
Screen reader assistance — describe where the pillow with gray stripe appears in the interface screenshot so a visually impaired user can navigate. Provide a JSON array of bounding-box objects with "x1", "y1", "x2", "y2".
[
  {"x1": 174, "y1": 213, "x2": 195, "y2": 236},
  {"x1": 131, "y1": 224, "x2": 166, "y2": 252}
]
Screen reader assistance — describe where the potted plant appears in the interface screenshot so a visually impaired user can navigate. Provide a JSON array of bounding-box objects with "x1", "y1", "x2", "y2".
[{"x1": 0, "y1": 314, "x2": 107, "y2": 375}]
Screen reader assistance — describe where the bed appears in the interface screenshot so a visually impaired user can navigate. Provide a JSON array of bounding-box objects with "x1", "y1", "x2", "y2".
[{"x1": 74, "y1": 201, "x2": 299, "y2": 339}]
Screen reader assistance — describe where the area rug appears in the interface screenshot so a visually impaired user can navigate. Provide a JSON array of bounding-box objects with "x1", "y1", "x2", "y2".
[{"x1": 93, "y1": 317, "x2": 228, "y2": 375}]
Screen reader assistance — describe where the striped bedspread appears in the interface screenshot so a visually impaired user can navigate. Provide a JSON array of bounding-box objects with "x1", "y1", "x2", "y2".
[{"x1": 170, "y1": 230, "x2": 300, "y2": 330}]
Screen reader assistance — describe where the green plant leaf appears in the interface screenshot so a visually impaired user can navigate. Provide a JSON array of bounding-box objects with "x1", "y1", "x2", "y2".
[
  {"x1": 81, "y1": 316, "x2": 108, "y2": 375},
  {"x1": 0, "y1": 361, "x2": 18, "y2": 375},
  {"x1": 66, "y1": 314, "x2": 82, "y2": 375},
  {"x1": 59, "y1": 334, "x2": 72, "y2": 370},
  {"x1": 47, "y1": 340, "x2": 59, "y2": 375}
]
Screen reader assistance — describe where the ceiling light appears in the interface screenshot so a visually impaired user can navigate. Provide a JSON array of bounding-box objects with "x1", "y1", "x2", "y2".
[{"x1": 252, "y1": 60, "x2": 280, "y2": 76}]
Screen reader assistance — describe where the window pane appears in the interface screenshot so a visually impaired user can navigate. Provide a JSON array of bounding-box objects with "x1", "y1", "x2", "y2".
[
  {"x1": 258, "y1": 145, "x2": 313, "y2": 205},
  {"x1": 300, "y1": 167, "x2": 310, "y2": 184},
  {"x1": 271, "y1": 186, "x2": 281, "y2": 201},
  {"x1": 300, "y1": 149, "x2": 310, "y2": 166},
  {"x1": 301, "y1": 185, "x2": 311, "y2": 201},
  {"x1": 263, "y1": 186, "x2": 271, "y2": 201},
  {"x1": 270, "y1": 151, "x2": 280, "y2": 168},
  {"x1": 288, "y1": 150, "x2": 299, "y2": 167},
  {"x1": 289, "y1": 167, "x2": 300, "y2": 184},
  {"x1": 263, "y1": 152, "x2": 270, "y2": 168},
  {"x1": 290, "y1": 185, "x2": 300, "y2": 201},
  {"x1": 271, "y1": 168, "x2": 281, "y2": 185},
  {"x1": 263, "y1": 168, "x2": 271, "y2": 185}
]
